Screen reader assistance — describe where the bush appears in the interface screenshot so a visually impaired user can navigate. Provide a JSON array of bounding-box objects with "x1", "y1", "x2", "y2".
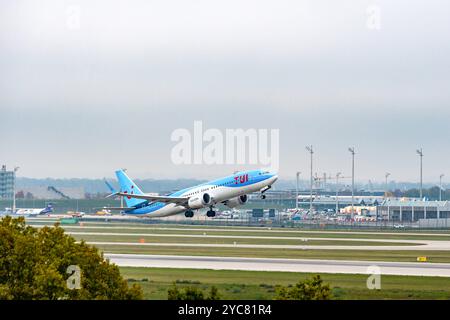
[
  {"x1": 168, "y1": 283, "x2": 220, "y2": 300},
  {"x1": 175, "y1": 279, "x2": 201, "y2": 284},
  {"x1": 274, "y1": 275, "x2": 332, "y2": 300},
  {"x1": 0, "y1": 216, "x2": 143, "y2": 300}
]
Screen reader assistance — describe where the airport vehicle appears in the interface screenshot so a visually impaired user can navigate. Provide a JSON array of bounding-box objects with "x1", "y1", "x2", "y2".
[
  {"x1": 14, "y1": 204, "x2": 53, "y2": 216},
  {"x1": 104, "y1": 169, "x2": 278, "y2": 218}
]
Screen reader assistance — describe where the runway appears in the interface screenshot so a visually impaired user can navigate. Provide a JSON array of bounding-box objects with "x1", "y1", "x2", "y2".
[
  {"x1": 68, "y1": 231, "x2": 426, "y2": 243},
  {"x1": 86, "y1": 238, "x2": 450, "y2": 250},
  {"x1": 104, "y1": 253, "x2": 450, "y2": 277},
  {"x1": 46, "y1": 224, "x2": 450, "y2": 237}
]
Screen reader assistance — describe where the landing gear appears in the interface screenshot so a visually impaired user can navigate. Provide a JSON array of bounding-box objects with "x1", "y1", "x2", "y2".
[
  {"x1": 206, "y1": 209, "x2": 216, "y2": 217},
  {"x1": 260, "y1": 185, "x2": 271, "y2": 199},
  {"x1": 184, "y1": 210, "x2": 194, "y2": 218}
]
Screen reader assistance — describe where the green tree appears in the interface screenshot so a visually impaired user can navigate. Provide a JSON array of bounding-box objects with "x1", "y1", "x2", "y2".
[
  {"x1": 167, "y1": 283, "x2": 220, "y2": 300},
  {"x1": 274, "y1": 275, "x2": 332, "y2": 300},
  {"x1": 0, "y1": 216, "x2": 143, "y2": 300}
]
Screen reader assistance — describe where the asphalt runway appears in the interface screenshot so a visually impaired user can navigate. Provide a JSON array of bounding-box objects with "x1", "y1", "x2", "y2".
[
  {"x1": 104, "y1": 253, "x2": 450, "y2": 277},
  {"x1": 47, "y1": 224, "x2": 450, "y2": 237},
  {"x1": 87, "y1": 239, "x2": 450, "y2": 250},
  {"x1": 68, "y1": 231, "x2": 427, "y2": 243}
]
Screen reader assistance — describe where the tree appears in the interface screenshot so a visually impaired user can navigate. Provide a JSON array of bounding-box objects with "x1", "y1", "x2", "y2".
[
  {"x1": 274, "y1": 275, "x2": 332, "y2": 300},
  {"x1": 167, "y1": 283, "x2": 220, "y2": 300},
  {"x1": 0, "y1": 216, "x2": 143, "y2": 300}
]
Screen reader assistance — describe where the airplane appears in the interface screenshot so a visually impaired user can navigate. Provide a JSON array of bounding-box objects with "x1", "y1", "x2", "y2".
[
  {"x1": 13, "y1": 204, "x2": 54, "y2": 216},
  {"x1": 103, "y1": 169, "x2": 278, "y2": 218}
]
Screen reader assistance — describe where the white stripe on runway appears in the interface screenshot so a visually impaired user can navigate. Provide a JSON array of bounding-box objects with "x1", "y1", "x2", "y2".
[
  {"x1": 67, "y1": 231, "x2": 425, "y2": 244},
  {"x1": 104, "y1": 253, "x2": 450, "y2": 277},
  {"x1": 88, "y1": 240, "x2": 450, "y2": 250}
]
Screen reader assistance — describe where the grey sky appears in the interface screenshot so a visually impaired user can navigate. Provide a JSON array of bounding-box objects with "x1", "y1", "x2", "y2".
[{"x1": 1, "y1": 0, "x2": 449, "y2": 182}]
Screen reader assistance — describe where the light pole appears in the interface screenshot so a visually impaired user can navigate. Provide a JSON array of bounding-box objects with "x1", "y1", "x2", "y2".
[
  {"x1": 385, "y1": 172, "x2": 391, "y2": 199},
  {"x1": 335, "y1": 172, "x2": 341, "y2": 214},
  {"x1": 416, "y1": 148, "x2": 423, "y2": 199},
  {"x1": 296, "y1": 171, "x2": 301, "y2": 210},
  {"x1": 120, "y1": 168, "x2": 127, "y2": 210},
  {"x1": 12, "y1": 167, "x2": 19, "y2": 213},
  {"x1": 306, "y1": 146, "x2": 314, "y2": 214},
  {"x1": 348, "y1": 147, "x2": 355, "y2": 220},
  {"x1": 440, "y1": 174, "x2": 445, "y2": 201}
]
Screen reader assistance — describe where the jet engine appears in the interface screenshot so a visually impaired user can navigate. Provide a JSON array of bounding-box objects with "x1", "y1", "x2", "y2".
[
  {"x1": 188, "y1": 193, "x2": 212, "y2": 209},
  {"x1": 224, "y1": 195, "x2": 248, "y2": 208}
]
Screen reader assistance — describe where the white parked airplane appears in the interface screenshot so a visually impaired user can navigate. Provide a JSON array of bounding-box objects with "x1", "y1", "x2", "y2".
[
  {"x1": 104, "y1": 169, "x2": 278, "y2": 218},
  {"x1": 13, "y1": 204, "x2": 53, "y2": 216}
]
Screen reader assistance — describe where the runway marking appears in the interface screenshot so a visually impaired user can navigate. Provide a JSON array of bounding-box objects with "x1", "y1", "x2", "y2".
[
  {"x1": 86, "y1": 240, "x2": 450, "y2": 251},
  {"x1": 42, "y1": 225, "x2": 450, "y2": 237},
  {"x1": 104, "y1": 253, "x2": 450, "y2": 277},
  {"x1": 36, "y1": 226, "x2": 450, "y2": 238},
  {"x1": 66, "y1": 231, "x2": 424, "y2": 244}
]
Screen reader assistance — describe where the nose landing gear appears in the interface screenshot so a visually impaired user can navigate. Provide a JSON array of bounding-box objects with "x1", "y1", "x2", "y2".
[
  {"x1": 260, "y1": 185, "x2": 271, "y2": 199},
  {"x1": 184, "y1": 210, "x2": 194, "y2": 218}
]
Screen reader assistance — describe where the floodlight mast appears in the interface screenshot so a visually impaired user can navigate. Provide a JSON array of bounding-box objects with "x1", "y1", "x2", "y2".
[
  {"x1": 348, "y1": 148, "x2": 355, "y2": 220},
  {"x1": 305, "y1": 146, "x2": 314, "y2": 214},
  {"x1": 416, "y1": 148, "x2": 423, "y2": 199}
]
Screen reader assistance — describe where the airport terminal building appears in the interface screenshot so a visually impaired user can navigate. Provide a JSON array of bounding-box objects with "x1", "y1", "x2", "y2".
[{"x1": 377, "y1": 199, "x2": 450, "y2": 221}]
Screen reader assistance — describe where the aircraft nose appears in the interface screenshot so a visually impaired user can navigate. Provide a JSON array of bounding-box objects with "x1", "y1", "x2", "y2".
[{"x1": 270, "y1": 173, "x2": 278, "y2": 183}]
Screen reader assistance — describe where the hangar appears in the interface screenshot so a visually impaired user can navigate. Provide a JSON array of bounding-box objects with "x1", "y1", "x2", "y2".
[{"x1": 377, "y1": 199, "x2": 450, "y2": 222}]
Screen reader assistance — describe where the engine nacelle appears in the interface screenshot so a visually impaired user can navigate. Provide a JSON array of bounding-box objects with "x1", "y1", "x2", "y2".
[
  {"x1": 188, "y1": 193, "x2": 212, "y2": 209},
  {"x1": 224, "y1": 195, "x2": 248, "y2": 208}
]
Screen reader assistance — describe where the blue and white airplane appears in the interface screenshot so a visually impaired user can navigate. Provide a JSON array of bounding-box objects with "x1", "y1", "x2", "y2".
[
  {"x1": 7, "y1": 204, "x2": 53, "y2": 216},
  {"x1": 104, "y1": 169, "x2": 278, "y2": 218}
]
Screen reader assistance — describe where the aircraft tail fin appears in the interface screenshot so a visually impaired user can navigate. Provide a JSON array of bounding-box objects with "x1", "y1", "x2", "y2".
[
  {"x1": 41, "y1": 204, "x2": 53, "y2": 214},
  {"x1": 115, "y1": 169, "x2": 146, "y2": 207}
]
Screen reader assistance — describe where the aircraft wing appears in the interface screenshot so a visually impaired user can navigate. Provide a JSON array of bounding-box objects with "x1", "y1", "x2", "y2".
[{"x1": 115, "y1": 192, "x2": 189, "y2": 205}]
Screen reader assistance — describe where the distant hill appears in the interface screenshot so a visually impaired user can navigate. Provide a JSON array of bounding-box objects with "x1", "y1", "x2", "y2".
[
  {"x1": 16, "y1": 177, "x2": 207, "y2": 194},
  {"x1": 16, "y1": 177, "x2": 441, "y2": 195}
]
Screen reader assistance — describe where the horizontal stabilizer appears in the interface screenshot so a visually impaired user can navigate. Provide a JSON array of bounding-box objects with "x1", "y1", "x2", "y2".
[{"x1": 96, "y1": 207, "x2": 136, "y2": 211}]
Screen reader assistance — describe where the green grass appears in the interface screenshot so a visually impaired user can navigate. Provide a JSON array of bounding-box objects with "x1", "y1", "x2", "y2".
[
  {"x1": 98, "y1": 245, "x2": 450, "y2": 263},
  {"x1": 119, "y1": 267, "x2": 450, "y2": 300},
  {"x1": 70, "y1": 234, "x2": 415, "y2": 246},
  {"x1": 52, "y1": 226, "x2": 450, "y2": 240}
]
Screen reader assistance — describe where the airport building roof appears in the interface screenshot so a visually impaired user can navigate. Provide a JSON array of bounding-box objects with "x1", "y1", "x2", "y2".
[{"x1": 380, "y1": 198, "x2": 450, "y2": 208}]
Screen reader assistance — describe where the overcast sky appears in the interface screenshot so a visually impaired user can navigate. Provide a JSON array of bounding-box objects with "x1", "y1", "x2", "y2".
[{"x1": 1, "y1": 0, "x2": 449, "y2": 182}]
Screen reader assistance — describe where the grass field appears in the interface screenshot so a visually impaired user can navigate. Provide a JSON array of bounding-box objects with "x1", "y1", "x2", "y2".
[
  {"x1": 69, "y1": 234, "x2": 415, "y2": 246},
  {"x1": 25, "y1": 220, "x2": 450, "y2": 262},
  {"x1": 96, "y1": 245, "x2": 450, "y2": 263},
  {"x1": 119, "y1": 267, "x2": 450, "y2": 300},
  {"x1": 29, "y1": 220, "x2": 450, "y2": 232},
  {"x1": 39, "y1": 224, "x2": 450, "y2": 240},
  {"x1": 18, "y1": 219, "x2": 450, "y2": 299}
]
